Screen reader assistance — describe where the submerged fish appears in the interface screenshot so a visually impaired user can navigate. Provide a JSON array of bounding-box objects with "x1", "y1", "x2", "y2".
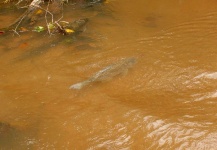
[{"x1": 69, "y1": 57, "x2": 137, "y2": 90}]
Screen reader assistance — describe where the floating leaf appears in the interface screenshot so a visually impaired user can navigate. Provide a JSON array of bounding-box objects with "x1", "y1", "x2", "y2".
[
  {"x1": 48, "y1": 23, "x2": 55, "y2": 30},
  {"x1": 64, "y1": 28, "x2": 74, "y2": 34},
  {"x1": 33, "y1": 26, "x2": 45, "y2": 32},
  {"x1": 35, "y1": 9, "x2": 43, "y2": 15},
  {"x1": 0, "y1": 31, "x2": 5, "y2": 35},
  {"x1": 18, "y1": 43, "x2": 28, "y2": 49},
  {"x1": 19, "y1": 27, "x2": 28, "y2": 32}
]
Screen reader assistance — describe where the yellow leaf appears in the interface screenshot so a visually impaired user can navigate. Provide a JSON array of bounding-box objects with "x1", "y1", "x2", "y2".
[
  {"x1": 35, "y1": 9, "x2": 43, "y2": 15},
  {"x1": 65, "y1": 29, "x2": 74, "y2": 34}
]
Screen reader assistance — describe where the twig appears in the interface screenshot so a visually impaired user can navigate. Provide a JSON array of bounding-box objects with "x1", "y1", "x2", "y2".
[
  {"x1": 14, "y1": 11, "x2": 28, "y2": 32},
  {"x1": 16, "y1": 0, "x2": 25, "y2": 5},
  {"x1": 11, "y1": 29, "x2": 21, "y2": 36},
  {"x1": 55, "y1": 21, "x2": 63, "y2": 30},
  {"x1": 45, "y1": 0, "x2": 51, "y2": 35},
  {"x1": 56, "y1": 2, "x2": 64, "y2": 23},
  {"x1": 45, "y1": 0, "x2": 65, "y2": 35},
  {"x1": 10, "y1": 0, "x2": 43, "y2": 34},
  {"x1": 32, "y1": 4, "x2": 54, "y2": 23}
]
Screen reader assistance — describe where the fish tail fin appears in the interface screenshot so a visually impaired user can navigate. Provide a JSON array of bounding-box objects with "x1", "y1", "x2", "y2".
[{"x1": 69, "y1": 80, "x2": 90, "y2": 90}]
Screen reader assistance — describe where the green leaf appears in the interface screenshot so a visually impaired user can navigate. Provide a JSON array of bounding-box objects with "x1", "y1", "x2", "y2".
[
  {"x1": 33, "y1": 26, "x2": 45, "y2": 32},
  {"x1": 48, "y1": 23, "x2": 55, "y2": 30}
]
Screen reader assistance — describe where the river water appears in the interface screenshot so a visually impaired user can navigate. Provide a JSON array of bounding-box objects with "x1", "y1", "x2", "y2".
[{"x1": 0, "y1": 0, "x2": 217, "y2": 149}]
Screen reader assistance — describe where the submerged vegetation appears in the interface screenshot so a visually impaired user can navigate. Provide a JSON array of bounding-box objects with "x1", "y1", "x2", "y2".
[{"x1": 0, "y1": 0, "x2": 107, "y2": 36}]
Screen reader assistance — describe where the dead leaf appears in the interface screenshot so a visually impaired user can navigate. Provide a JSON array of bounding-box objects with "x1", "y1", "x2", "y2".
[
  {"x1": 19, "y1": 27, "x2": 29, "y2": 32},
  {"x1": 18, "y1": 43, "x2": 28, "y2": 49}
]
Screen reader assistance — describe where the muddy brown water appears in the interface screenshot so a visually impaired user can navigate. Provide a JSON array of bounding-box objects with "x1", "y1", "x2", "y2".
[{"x1": 0, "y1": 0, "x2": 217, "y2": 149}]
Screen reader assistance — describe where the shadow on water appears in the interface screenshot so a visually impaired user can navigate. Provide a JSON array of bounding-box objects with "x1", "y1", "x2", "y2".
[
  {"x1": 0, "y1": 122, "x2": 34, "y2": 149},
  {"x1": 12, "y1": 36, "x2": 66, "y2": 62},
  {"x1": 0, "y1": 122, "x2": 17, "y2": 149}
]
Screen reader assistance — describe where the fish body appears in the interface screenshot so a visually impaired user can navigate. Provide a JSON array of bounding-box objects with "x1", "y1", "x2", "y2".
[{"x1": 69, "y1": 57, "x2": 137, "y2": 90}]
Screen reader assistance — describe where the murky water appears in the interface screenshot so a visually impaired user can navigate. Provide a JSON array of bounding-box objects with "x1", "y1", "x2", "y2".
[{"x1": 1, "y1": 0, "x2": 217, "y2": 149}]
